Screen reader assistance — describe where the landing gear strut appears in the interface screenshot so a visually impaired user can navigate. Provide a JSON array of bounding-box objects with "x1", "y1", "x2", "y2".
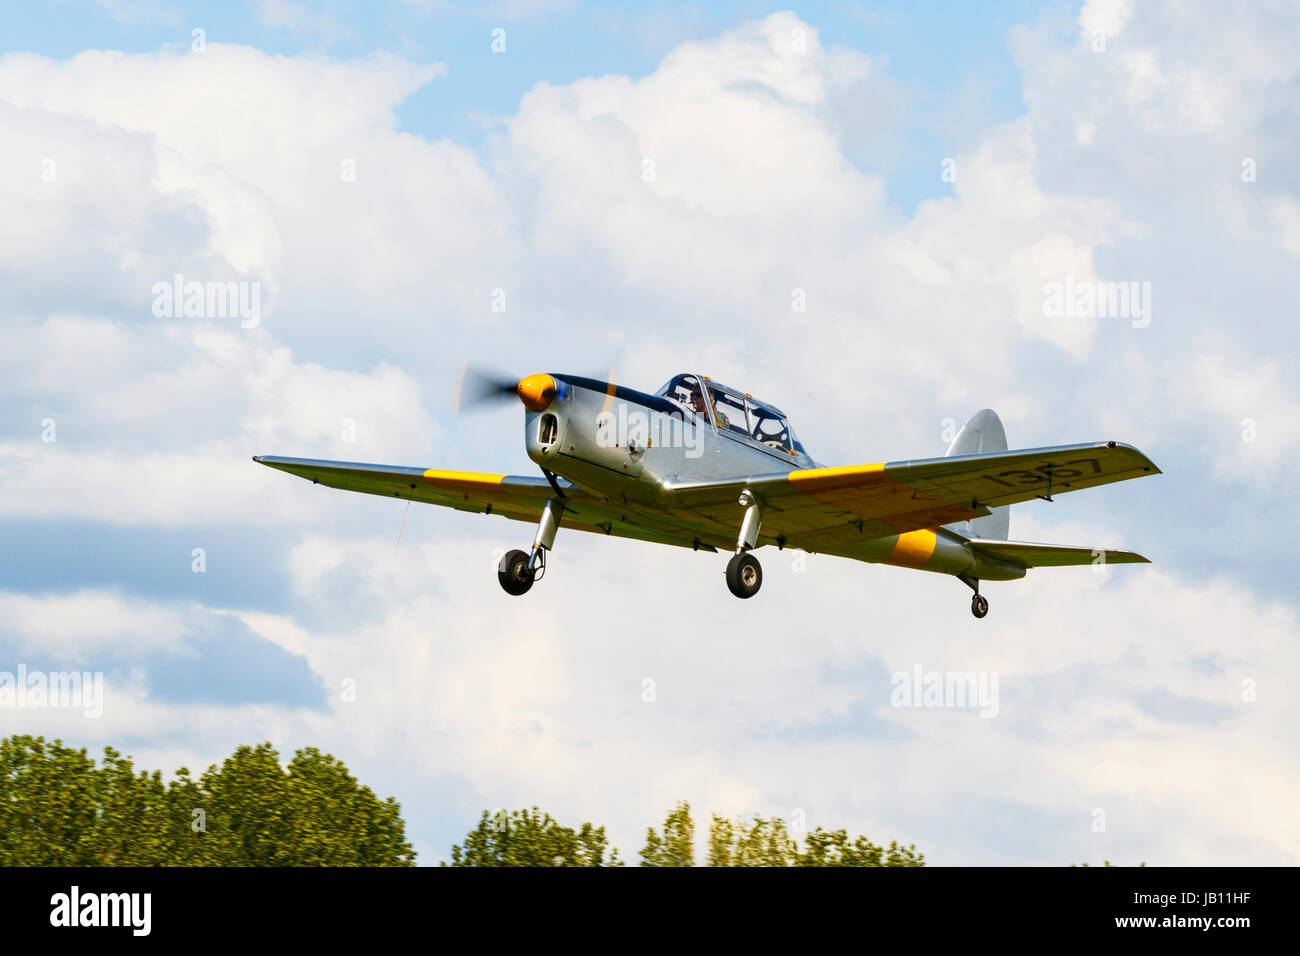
[
  {"x1": 497, "y1": 497, "x2": 564, "y2": 597},
  {"x1": 960, "y1": 574, "x2": 989, "y2": 619},
  {"x1": 725, "y1": 490, "x2": 764, "y2": 599}
]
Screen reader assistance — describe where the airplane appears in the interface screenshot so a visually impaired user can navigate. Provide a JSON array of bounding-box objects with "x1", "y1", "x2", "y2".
[{"x1": 253, "y1": 371, "x2": 1160, "y2": 617}]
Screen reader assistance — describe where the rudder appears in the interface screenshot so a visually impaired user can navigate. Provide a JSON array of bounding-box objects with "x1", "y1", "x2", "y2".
[{"x1": 945, "y1": 408, "x2": 1009, "y2": 540}]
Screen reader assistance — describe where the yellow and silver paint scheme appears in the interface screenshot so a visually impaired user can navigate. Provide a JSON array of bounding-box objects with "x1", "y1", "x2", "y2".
[{"x1": 255, "y1": 371, "x2": 1158, "y2": 586}]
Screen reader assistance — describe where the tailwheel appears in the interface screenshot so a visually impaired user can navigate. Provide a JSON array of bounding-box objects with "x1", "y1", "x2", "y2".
[
  {"x1": 725, "y1": 552, "x2": 762, "y2": 599},
  {"x1": 497, "y1": 548, "x2": 535, "y2": 596},
  {"x1": 971, "y1": 594, "x2": 989, "y2": 619}
]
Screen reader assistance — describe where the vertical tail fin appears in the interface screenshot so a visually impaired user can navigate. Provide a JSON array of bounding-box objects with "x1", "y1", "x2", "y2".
[{"x1": 946, "y1": 408, "x2": 1009, "y2": 540}]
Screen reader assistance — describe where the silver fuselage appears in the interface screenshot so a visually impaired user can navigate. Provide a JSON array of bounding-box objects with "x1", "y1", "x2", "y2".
[
  {"x1": 522, "y1": 376, "x2": 1026, "y2": 581},
  {"x1": 525, "y1": 378, "x2": 806, "y2": 495}
]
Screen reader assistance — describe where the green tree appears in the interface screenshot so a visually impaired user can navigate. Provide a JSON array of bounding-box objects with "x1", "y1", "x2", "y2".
[
  {"x1": 706, "y1": 814, "x2": 734, "y2": 867},
  {"x1": 797, "y1": 828, "x2": 925, "y2": 867},
  {"x1": 194, "y1": 743, "x2": 413, "y2": 866},
  {"x1": 706, "y1": 812, "x2": 925, "y2": 867},
  {"x1": 640, "y1": 800, "x2": 694, "y2": 866},
  {"x1": 0, "y1": 735, "x2": 414, "y2": 866},
  {"x1": 446, "y1": 807, "x2": 622, "y2": 866},
  {"x1": 1073, "y1": 861, "x2": 1146, "y2": 867},
  {"x1": 0, "y1": 736, "x2": 101, "y2": 865},
  {"x1": 707, "y1": 813, "x2": 798, "y2": 866}
]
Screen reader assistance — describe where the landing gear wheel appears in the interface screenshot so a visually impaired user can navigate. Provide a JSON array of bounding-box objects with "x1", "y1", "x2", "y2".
[
  {"x1": 971, "y1": 594, "x2": 989, "y2": 619},
  {"x1": 726, "y1": 552, "x2": 762, "y2": 599},
  {"x1": 497, "y1": 549, "x2": 535, "y2": 596}
]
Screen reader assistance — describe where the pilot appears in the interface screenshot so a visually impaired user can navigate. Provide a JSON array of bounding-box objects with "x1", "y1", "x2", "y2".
[{"x1": 687, "y1": 382, "x2": 709, "y2": 418}]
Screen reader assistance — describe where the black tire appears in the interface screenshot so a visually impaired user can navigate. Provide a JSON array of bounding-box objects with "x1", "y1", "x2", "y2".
[
  {"x1": 726, "y1": 551, "x2": 762, "y2": 599},
  {"x1": 971, "y1": 594, "x2": 989, "y2": 619},
  {"x1": 498, "y1": 549, "x2": 535, "y2": 596}
]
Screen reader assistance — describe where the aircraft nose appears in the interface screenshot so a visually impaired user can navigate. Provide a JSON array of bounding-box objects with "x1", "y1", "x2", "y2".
[{"x1": 517, "y1": 373, "x2": 557, "y2": 412}]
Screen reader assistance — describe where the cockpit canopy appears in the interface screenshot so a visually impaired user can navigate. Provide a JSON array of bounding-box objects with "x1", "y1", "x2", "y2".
[{"x1": 656, "y1": 373, "x2": 813, "y2": 463}]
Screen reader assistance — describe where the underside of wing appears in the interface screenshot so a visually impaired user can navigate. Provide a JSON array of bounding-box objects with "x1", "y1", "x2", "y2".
[
  {"x1": 660, "y1": 441, "x2": 1160, "y2": 550},
  {"x1": 254, "y1": 456, "x2": 717, "y2": 551}
]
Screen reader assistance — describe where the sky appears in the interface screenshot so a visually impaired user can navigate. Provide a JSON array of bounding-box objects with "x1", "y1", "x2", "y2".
[{"x1": 1, "y1": 0, "x2": 1298, "y2": 865}]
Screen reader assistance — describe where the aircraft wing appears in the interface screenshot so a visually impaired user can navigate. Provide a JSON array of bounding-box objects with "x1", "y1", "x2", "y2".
[
  {"x1": 660, "y1": 441, "x2": 1160, "y2": 550},
  {"x1": 253, "y1": 456, "x2": 719, "y2": 551}
]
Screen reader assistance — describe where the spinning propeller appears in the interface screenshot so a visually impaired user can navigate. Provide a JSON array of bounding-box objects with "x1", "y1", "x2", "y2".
[{"x1": 453, "y1": 364, "x2": 616, "y2": 414}]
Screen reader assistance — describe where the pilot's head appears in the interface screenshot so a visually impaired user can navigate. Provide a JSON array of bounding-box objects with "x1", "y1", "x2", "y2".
[{"x1": 688, "y1": 385, "x2": 707, "y2": 413}]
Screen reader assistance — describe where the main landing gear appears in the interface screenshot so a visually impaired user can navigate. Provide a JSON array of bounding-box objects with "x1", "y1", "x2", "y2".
[
  {"x1": 726, "y1": 552, "x2": 762, "y2": 598},
  {"x1": 497, "y1": 497, "x2": 564, "y2": 597},
  {"x1": 960, "y1": 574, "x2": 989, "y2": 619},
  {"x1": 497, "y1": 548, "x2": 537, "y2": 596},
  {"x1": 725, "y1": 490, "x2": 764, "y2": 599}
]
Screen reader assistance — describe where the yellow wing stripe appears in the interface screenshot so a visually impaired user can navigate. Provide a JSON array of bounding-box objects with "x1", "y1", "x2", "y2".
[
  {"x1": 421, "y1": 469, "x2": 506, "y2": 486},
  {"x1": 788, "y1": 462, "x2": 885, "y2": 483}
]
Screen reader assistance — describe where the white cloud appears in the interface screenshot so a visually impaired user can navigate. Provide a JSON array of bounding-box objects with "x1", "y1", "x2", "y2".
[
  {"x1": 0, "y1": 590, "x2": 185, "y2": 658},
  {"x1": 0, "y1": 45, "x2": 507, "y2": 357},
  {"x1": 0, "y1": 316, "x2": 440, "y2": 526},
  {"x1": 252, "y1": 0, "x2": 353, "y2": 46},
  {"x1": 1179, "y1": 354, "x2": 1300, "y2": 484}
]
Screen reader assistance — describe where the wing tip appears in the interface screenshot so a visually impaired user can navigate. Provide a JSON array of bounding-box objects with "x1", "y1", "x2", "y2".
[
  {"x1": 1104, "y1": 440, "x2": 1162, "y2": 475},
  {"x1": 1104, "y1": 549, "x2": 1151, "y2": 564}
]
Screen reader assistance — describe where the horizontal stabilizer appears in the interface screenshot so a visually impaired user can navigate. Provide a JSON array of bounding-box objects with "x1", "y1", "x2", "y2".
[{"x1": 967, "y1": 538, "x2": 1150, "y2": 569}]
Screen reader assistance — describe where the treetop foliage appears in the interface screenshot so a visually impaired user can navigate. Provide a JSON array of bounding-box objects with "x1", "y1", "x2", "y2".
[
  {"x1": 0, "y1": 734, "x2": 414, "y2": 866},
  {"x1": 445, "y1": 807, "x2": 622, "y2": 866},
  {"x1": 705, "y1": 810, "x2": 924, "y2": 867},
  {"x1": 640, "y1": 800, "x2": 695, "y2": 867},
  {"x1": 449, "y1": 800, "x2": 924, "y2": 867}
]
